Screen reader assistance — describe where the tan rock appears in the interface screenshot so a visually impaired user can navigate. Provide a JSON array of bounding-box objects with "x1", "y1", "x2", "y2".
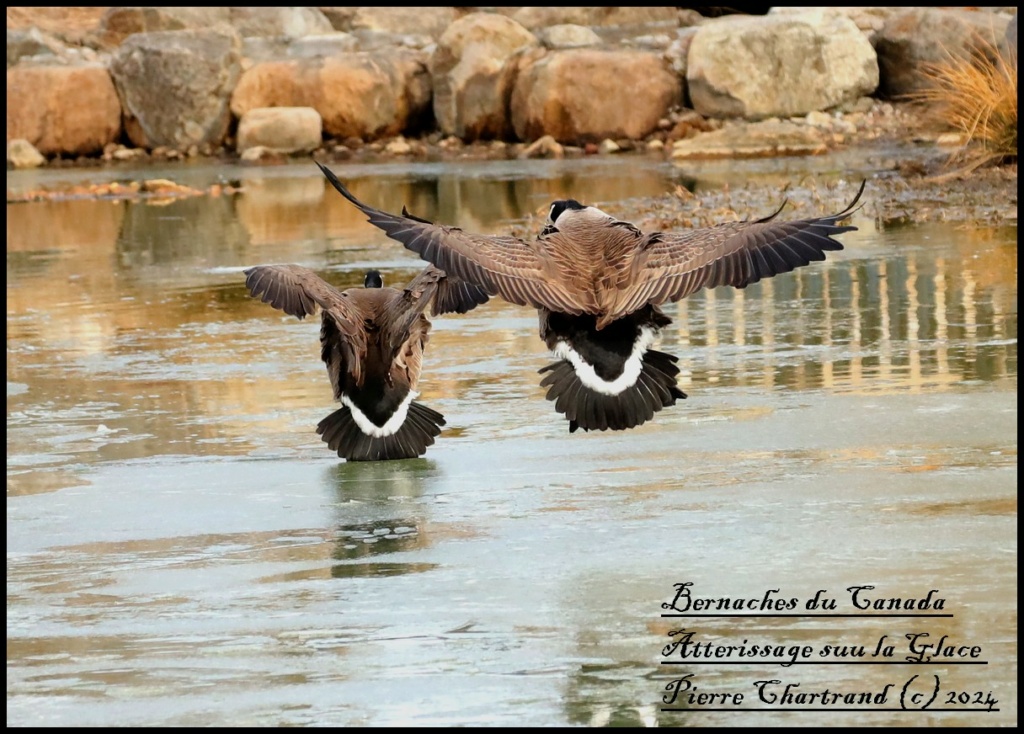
[
  {"x1": 6, "y1": 64, "x2": 122, "y2": 156},
  {"x1": 7, "y1": 138, "x2": 46, "y2": 168},
  {"x1": 511, "y1": 49, "x2": 681, "y2": 143},
  {"x1": 670, "y1": 120, "x2": 827, "y2": 159},
  {"x1": 236, "y1": 107, "x2": 322, "y2": 154}
]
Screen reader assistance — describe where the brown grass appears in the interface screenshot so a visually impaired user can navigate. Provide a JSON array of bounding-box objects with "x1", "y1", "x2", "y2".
[{"x1": 910, "y1": 35, "x2": 1017, "y2": 179}]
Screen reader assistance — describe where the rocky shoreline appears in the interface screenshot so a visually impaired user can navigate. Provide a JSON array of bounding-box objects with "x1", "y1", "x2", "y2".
[{"x1": 6, "y1": 7, "x2": 1018, "y2": 225}]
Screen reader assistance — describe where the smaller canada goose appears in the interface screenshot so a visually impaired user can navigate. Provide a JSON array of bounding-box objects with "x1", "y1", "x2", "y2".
[
  {"x1": 244, "y1": 264, "x2": 488, "y2": 461},
  {"x1": 316, "y1": 161, "x2": 863, "y2": 433}
]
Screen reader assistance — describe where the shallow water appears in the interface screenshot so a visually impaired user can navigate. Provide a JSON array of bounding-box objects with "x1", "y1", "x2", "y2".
[{"x1": 6, "y1": 155, "x2": 1017, "y2": 727}]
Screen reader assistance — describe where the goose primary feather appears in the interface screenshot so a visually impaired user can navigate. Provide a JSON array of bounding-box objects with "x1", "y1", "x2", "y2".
[
  {"x1": 317, "y1": 161, "x2": 863, "y2": 433},
  {"x1": 244, "y1": 263, "x2": 488, "y2": 460}
]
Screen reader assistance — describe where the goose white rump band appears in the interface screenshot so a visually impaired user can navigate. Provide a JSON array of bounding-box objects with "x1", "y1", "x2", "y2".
[
  {"x1": 342, "y1": 391, "x2": 418, "y2": 437},
  {"x1": 553, "y1": 327, "x2": 656, "y2": 395}
]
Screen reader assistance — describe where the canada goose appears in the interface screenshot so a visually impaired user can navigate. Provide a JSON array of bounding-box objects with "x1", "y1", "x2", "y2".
[
  {"x1": 244, "y1": 263, "x2": 488, "y2": 460},
  {"x1": 316, "y1": 161, "x2": 863, "y2": 433}
]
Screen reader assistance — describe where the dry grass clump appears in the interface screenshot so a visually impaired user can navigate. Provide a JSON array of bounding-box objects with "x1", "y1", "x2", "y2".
[{"x1": 911, "y1": 35, "x2": 1017, "y2": 178}]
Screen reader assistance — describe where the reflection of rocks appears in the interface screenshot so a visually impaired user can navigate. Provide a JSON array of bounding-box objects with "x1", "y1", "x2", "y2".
[{"x1": 116, "y1": 195, "x2": 249, "y2": 268}]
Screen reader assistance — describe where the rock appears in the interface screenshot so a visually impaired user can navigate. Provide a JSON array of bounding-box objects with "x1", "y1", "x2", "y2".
[
  {"x1": 6, "y1": 7, "x2": 109, "y2": 46},
  {"x1": 875, "y1": 8, "x2": 1011, "y2": 97},
  {"x1": 110, "y1": 30, "x2": 241, "y2": 150},
  {"x1": 519, "y1": 134, "x2": 564, "y2": 159},
  {"x1": 670, "y1": 120, "x2": 828, "y2": 159},
  {"x1": 231, "y1": 51, "x2": 431, "y2": 141},
  {"x1": 511, "y1": 48, "x2": 681, "y2": 143},
  {"x1": 236, "y1": 107, "x2": 322, "y2": 154},
  {"x1": 228, "y1": 7, "x2": 333, "y2": 39},
  {"x1": 384, "y1": 137, "x2": 413, "y2": 155},
  {"x1": 287, "y1": 33, "x2": 360, "y2": 59},
  {"x1": 769, "y1": 7, "x2": 902, "y2": 45},
  {"x1": 509, "y1": 7, "x2": 680, "y2": 31},
  {"x1": 7, "y1": 28, "x2": 59, "y2": 66},
  {"x1": 537, "y1": 24, "x2": 603, "y2": 49},
  {"x1": 429, "y1": 12, "x2": 539, "y2": 141},
  {"x1": 687, "y1": 12, "x2": 878, "y2": 119},
  {"x1": 598, "y1": 138, "x2": 621, "y2": 154},
  {"x1": 331, "y1": 7, "x2": 458, "y2": 38},
  {"x1": 6, "y1": 64, "x2": 122, "y2": 156},
  {"x1": 664, "y1": 27, "x2": 699, "y2": 77},
  {"x1": 240, "y1": 145, "x2": 275, "y2": 162},
  {"x1": 93, "y1": 7, "x2": 234, "y2": 49},
  {"x1": 7, "y1": 138, "x2": 46, "y2": 168}
]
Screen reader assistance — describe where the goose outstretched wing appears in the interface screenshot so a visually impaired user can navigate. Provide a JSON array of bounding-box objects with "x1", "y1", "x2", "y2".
[
  {"x1": 611, "y1": 182, "x2": 865, "y2": 319},
  {"x1": 244, "y1": 263, "x2": 369, "y2": 388},
  {"x1": 316, "y1": 161, "x2": 586, "y2": 314}
]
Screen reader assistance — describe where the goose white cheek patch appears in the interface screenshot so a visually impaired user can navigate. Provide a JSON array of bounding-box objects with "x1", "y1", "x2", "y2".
[
  {"x1": 342, "y1": 391, "x2": 417, "y2": 437},
  {"x1": 553, "y1": 327, "x2": 656, "y2": 395}
]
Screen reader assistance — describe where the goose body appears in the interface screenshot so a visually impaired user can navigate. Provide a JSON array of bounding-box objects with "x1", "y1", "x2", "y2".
[
  {"x1": 317, "y1": 161, "x2": 863, "y2": 432},
  {"x1": 244, "y1": 264, "x2": 487, "y2": 460}
]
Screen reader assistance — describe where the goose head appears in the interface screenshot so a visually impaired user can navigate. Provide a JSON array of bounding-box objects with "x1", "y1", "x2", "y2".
[
  {"x1": 364, "y1": 270, "x2": 384, "y2": 288},
  {"x1": 546, "y1": 199, "x2": 616, "y2": 234}
]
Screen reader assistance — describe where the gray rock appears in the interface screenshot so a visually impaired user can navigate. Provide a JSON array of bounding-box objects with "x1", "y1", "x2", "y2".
[
  {"x1": 875, "y1": 8, "x2": 1011, "y2": 97},
  {"x1": 110, "y1": 30, "x2": 241, "y2": 149},
  {"x1": 687, "y1": 12, "x2": 878, "y2": 119}
]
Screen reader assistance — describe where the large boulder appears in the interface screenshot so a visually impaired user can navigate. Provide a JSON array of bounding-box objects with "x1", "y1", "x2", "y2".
[
  {"x1": 511, "y1": 48, "x2": 681, "y2": 143},
  {"x1": 109, "y1": 30, "x2": 241, "y2": 150},
  {"x1": 231, "y1": 51, "x2": 431, "y2": 140},
  {"x1": 429, "y1": 12, "x2": 539, "y2": 140},
  {"x1": 875, "y1": 8, "x2": 1012, "y2": 97},
  {"x1": 6, "y1": 64, "x2": 122, "y2": 156},
  {"x1": 687, "y1": 12, "x2": 878, "y2": 119}
]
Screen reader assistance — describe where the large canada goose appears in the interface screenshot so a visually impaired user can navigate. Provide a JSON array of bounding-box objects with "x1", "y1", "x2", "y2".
[
  {"x1": 316, "y1": 161, "x2": 863, "y2": 433},
  {"x1": 244, "y1": 263, "x2": 488, "y2": 460}
]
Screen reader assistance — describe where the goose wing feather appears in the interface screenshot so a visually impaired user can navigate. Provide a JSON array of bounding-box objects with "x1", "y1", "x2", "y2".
[
  {"x1": 614, "y1": 182, "x2": 865, "y2": 317},
  {"x1": 317, "y1": 161, "x2": 585, "y2": 314},
  {"x1": 244, "y1": 263, "x2": 369, "y2": 387}
]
